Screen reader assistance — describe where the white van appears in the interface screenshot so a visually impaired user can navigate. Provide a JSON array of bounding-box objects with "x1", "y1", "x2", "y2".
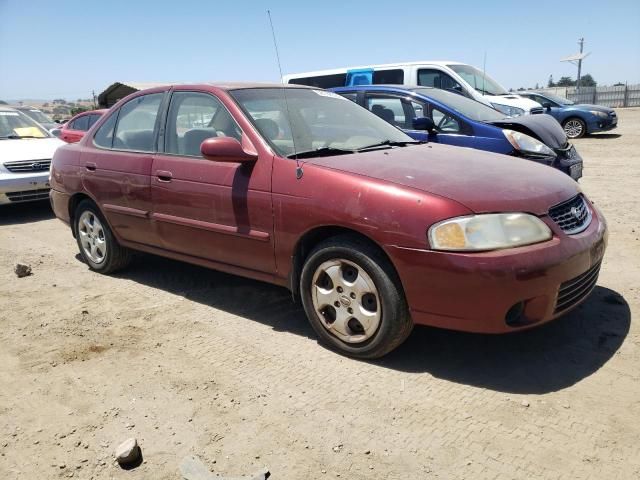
[{"x1": 283, "y1": 61, "x2": 542, "y2": 117}]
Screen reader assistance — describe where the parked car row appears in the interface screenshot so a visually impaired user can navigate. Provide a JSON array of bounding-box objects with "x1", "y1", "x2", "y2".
[
  {"x1": 46, "y1": 82, "x2": 607, "y2": 358},
  {"x1": 331, "y1": 85, "x2": 584, "y2": 180}
]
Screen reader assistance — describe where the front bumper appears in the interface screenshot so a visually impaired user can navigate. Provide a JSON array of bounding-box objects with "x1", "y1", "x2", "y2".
[
  {"x1": 587, "y1": 115, "x2": 617, "y2": 134},
  {"x1": 387, "y1": 204, "x2": 607, "y2": 333},
  {"x1": 0, "y1": 171, "x2": 51, "y2": 205}
]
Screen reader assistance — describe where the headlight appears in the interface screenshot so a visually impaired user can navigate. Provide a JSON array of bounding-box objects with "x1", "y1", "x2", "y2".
[
  {"x1": 428, "y1": 213, "x2": 552, "y2": 251},
  {"x1": 503, "y1": 129, "x2": 555, "y2": 157},
  {"x1": 491, "y1": 103, "x2": 525, "y2": 117},
  {"x1": 589, "y1": 110, "x2": 608, "y2": 119}
]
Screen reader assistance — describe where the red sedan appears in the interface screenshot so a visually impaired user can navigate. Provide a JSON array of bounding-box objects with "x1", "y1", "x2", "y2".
[
  {"x1": 49, "y1": 84, "x2": 607, "y2": 358},
  {"x1": 59, "y1": 109, "x2": 107, "y2": 143}
]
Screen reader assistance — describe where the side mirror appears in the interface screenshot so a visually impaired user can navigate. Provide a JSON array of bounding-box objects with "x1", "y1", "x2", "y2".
[
  {"x1": 542, "y1": 102, "x2": 552, "y2": 111},
  {"x1": 201, "y1": 136, "x2": 257, "y2": 163},
  {"x1": 412, "y1": 116, "x2": 436, "y2": 133}
]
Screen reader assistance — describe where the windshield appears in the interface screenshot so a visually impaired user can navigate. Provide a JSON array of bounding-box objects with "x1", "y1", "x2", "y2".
[
  {"x1": 229, "y1": 88, "x2": 413, "y2": 157},
  {"x1": 413, "y1": 88, "x2": 506, "y2": 122},
  {"x1": 0, "y1": 110, "x2": 50, "y2": 138},
  {"x1": 538, "y1": 92, "x2": 574, "y2": 105},
  {"x1": 22, "y1": 109, "x2": 54, "y2": 124},
  {"x1": 448, "y1": 64, "x2": 508, "y2": 96}
]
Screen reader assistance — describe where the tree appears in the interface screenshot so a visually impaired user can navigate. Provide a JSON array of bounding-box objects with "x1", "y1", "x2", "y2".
[
  {"x1": 556, "y1": 76, "x2": 576, "y2": 87},
  {"x1": 70, "y1": 106, "x2": 90, "y2": 116},
  {"x1": 579, "y1": 74, "x2": 597, "y2": 87},
  {"x1": 548, "y1": 75, "x2": 555, "y2": 87}
]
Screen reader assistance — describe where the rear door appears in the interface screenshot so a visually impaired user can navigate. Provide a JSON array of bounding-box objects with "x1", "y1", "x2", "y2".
[
  {"x1": 150, "y1": 90, "x2": 275, "y2": 273},
  {"x1": 82, "y1": 92, "x2": 165, "y2": 247}
]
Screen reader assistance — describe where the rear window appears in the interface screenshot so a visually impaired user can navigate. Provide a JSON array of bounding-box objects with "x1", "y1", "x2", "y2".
[{"x1": 288, "y1": 73, "x2": 347, "y2": 89}]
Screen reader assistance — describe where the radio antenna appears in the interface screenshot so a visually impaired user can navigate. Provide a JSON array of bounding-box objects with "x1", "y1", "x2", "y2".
[{"x1": 267, "y1": 10, "x2": 302, "y2": 179}]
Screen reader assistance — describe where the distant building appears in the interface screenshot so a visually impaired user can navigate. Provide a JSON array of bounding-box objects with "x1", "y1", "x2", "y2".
[{"x1": 98, "y1": 82, "x2": 172, "y2": 108}]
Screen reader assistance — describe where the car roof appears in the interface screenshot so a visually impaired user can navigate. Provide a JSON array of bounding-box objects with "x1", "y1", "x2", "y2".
[
  {"x1": 284, "y1": 61, "x2": 462, "y2": 78},
  {"x1": 333, "y1": 84, "x2": 431, "y2": 93}
]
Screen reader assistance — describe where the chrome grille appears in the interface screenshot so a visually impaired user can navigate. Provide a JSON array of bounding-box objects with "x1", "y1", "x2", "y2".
[
  {"x1": 548, "y1": 195, "x2": 591, "y2": 234},
  {"x1": 5, "y1": 188, "x2": 51, "y2": 202},
  {"x1": 554, "y1": 262, "x2": 601, "y2": 313},
  {"x1": 3, "y1": 159, "x2": 51, "y2": 173}
]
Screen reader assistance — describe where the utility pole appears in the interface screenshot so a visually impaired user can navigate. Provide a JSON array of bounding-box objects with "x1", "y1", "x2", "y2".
[
  {"x1": 560, "y1": 38, "x2": 590, "y2": 93},
  {"x1": 92, "y1": 90, "x2": 97, "y2": 109},
  {"x1": 576, "y1": 38, "x2": 584, "y2": 91}
]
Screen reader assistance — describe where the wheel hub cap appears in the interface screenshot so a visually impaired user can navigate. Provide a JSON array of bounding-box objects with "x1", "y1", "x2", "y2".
[
  {"x1": 311, "y1": 259, "x2": 382, "y2": 344},
  {"x1": 78, "y1": 211, "x2": 107, "y2": 264}
]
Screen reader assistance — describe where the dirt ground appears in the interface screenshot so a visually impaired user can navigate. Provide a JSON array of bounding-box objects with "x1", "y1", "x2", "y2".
[{"x1": 1, "y1": 109, "x2": 639, "y2": 480}]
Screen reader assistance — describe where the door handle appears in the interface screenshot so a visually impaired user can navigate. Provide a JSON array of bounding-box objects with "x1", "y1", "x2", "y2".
[
  {"x1": 156, "y1": 170, "x2": 173, "y2": 182},
  {"x1": 85, "y1": 162, "x2": 96, "y2": 172}
]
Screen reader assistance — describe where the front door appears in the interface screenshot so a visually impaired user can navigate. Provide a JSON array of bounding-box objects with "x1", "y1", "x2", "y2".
[{"x1": 150, "y1": 90, "x2": 275, "y2": 274}]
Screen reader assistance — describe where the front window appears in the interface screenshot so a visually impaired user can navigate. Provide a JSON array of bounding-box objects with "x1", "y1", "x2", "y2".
[
  {"x1": 413, "y1": 88, "x2": 506, "y2": 122},
  {"x1": 447, "y1": 64, "x2": 508, "y2": 96},
  {"x1": 164, "y1": 91, "x2": 242, "y2": 157},
  {"x1": 230, "y1": 88, "x2": 413, "y2": 158},
  {"x1": 0, "y1": 110, "x2": 49, "y2": 139}
]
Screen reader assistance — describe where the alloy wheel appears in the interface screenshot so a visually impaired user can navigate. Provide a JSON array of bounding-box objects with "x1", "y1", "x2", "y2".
[{"x1": 564, "y1": 119, "x2": 584, "y2": 139}]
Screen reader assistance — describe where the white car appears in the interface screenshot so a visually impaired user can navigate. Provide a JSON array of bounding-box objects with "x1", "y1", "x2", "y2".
[
  {"x1": 284, "y1": 61, "x2": 543, "y2": 116},
  {"x1": 0, "y1": 107, "x2": 64, "y2": 205}
]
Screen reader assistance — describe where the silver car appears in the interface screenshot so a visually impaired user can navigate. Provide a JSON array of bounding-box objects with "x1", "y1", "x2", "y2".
[{"x1": 0, "y1": 107, "x2": 64, "y2": 205}]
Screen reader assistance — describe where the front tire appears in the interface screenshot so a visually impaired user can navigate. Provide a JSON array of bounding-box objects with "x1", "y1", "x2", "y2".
[
  {"x1": 300, "y1": 235, "x2": 413, "y2": 359},
  {"x1": 563, "y1": 117, "x2": 587, "y2": 139},
  {"x1": 74, "y1": 200, "x2": 132, "y2": 274}
]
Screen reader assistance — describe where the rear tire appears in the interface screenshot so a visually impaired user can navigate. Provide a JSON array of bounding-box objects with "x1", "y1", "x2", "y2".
[
  {"x1": 74, "y1": 200, "x2": 132, "y2": 274},
  {"x1": 300, "y1": 235, "x2": 413, "y2": 359},
  {"x1": 563, "y1": 117, "x2": 587, "y2": 139}
]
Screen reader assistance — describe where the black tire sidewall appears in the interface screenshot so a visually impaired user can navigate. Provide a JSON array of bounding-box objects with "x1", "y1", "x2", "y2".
[{"x1": 300, "y1": 239, "x2": 408, "y2": 358}]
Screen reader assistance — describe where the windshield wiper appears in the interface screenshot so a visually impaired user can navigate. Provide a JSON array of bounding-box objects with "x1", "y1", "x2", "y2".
[
  {"x1": 287, "y1": 147, "x2": 355, "y2": 159},
  {"x1": 356, "y1": 140, "x2": 424, "y2": 152}
]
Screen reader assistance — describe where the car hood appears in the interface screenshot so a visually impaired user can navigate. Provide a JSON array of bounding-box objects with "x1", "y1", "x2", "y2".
[
  {"x1": 0, "y1": 137, "x2": 64, "y2": 163},
  {"x1": 307, "y1": 143, "x2": 579, "y2": 215},
  {"x1": 488, "y1": 94, "x2": 542, "y2": 112},
  {"x1": 574, "y1": 104, "x2": 614, "y2": 114},
  {"x1": 488, "y1": 113, "x2": 568, "y2": 148}
]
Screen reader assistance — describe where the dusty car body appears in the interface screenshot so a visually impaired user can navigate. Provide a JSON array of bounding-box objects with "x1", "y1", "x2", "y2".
[{"x1": 50, "y1": 84, "x2": 607, "y2": 358}]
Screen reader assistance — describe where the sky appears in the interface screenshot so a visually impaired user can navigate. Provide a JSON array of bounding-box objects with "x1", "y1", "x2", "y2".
[{"x1": 1, "y1": 0, "x2": 639, "y2": 100}]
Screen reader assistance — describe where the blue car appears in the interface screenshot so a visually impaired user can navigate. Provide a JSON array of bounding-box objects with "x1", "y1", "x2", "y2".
[
  {"x1": 518, "y1": 91, "x2": 617, "y2": 139},
  {"x1": 331, "y1": 85, "x2": 583, "y2": 180}
]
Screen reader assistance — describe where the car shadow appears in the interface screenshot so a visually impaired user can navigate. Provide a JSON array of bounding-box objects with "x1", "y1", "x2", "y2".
[
  {"x1": 111, "y1": 253, "x2": 629, "y2": 394},
  {"x1": 113, "y1": 253, "x2": 315, "y2": 340},
  {"x1": 586, "y1": 133, "x2": 621, "y2": 139},
  {"x1": 378, "y1": 285, "x2": 630, "y2": 394},
  {"x1": 0, "y1": 200, "x2": 55, "y2": 225}
]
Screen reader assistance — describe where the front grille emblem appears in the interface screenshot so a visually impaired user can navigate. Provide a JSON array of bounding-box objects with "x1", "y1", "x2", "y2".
[{"x1": 571, "y1": 206, "x2": 580, "y2": 220}]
